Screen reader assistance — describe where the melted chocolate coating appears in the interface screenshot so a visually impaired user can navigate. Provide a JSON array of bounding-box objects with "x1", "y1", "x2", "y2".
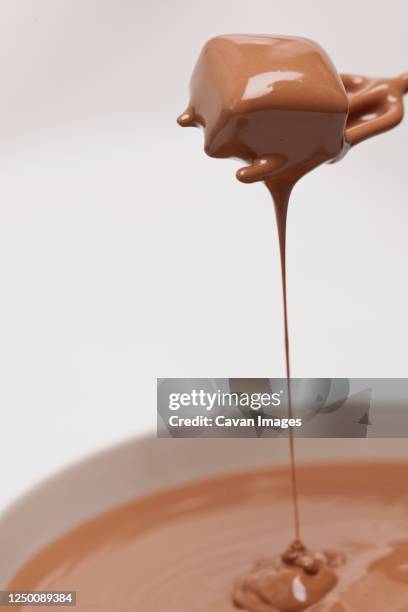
[
  {"x1": 177, "y1": 35, "x2": 349, "y2": 184},
  {"x1": 178, "y1": 34, "x2": 408, "y2": 184},
  {"x1": 342, "y1": 72, "x2": 408, "y2": 145}
]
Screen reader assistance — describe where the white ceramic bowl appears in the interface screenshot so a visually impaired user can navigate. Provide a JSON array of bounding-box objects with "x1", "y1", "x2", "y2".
[{"x1": 1, "y1": 436, "x2": 407, "y2": 587}]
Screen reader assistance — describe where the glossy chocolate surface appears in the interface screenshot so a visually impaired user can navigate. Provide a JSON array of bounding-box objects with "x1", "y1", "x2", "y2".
[{"x1": 8, "y1": 463, "x2": 408, "y2": 611}]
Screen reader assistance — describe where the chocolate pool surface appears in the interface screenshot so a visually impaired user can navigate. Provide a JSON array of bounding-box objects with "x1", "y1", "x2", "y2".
[{"x1": 7, "y1": 462, "x2": 408, "y2": 611}]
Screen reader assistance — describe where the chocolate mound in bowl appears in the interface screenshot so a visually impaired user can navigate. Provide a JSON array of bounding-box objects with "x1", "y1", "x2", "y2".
[
  {"x1": 6, "y1": 463, "x2": 408, "y2": 611},
  {"x1": 233, "y1": 541, "x2": 345, "y2": 611}
]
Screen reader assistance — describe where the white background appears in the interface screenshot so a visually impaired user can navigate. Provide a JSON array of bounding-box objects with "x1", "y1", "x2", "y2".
[{"x1": 0, "y1": 0, "x2": 407, "y2": 509}]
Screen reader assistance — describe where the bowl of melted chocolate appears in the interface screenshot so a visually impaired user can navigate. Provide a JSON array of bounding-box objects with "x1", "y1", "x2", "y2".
[{"x1": 1, "y1": 437, "x2": 408, "y2": 611}]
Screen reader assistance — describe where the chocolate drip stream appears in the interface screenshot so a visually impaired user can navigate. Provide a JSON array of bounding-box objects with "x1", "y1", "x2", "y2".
[{"x1": 267, "y1": 179, "x2": 300, "y2": 542}]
